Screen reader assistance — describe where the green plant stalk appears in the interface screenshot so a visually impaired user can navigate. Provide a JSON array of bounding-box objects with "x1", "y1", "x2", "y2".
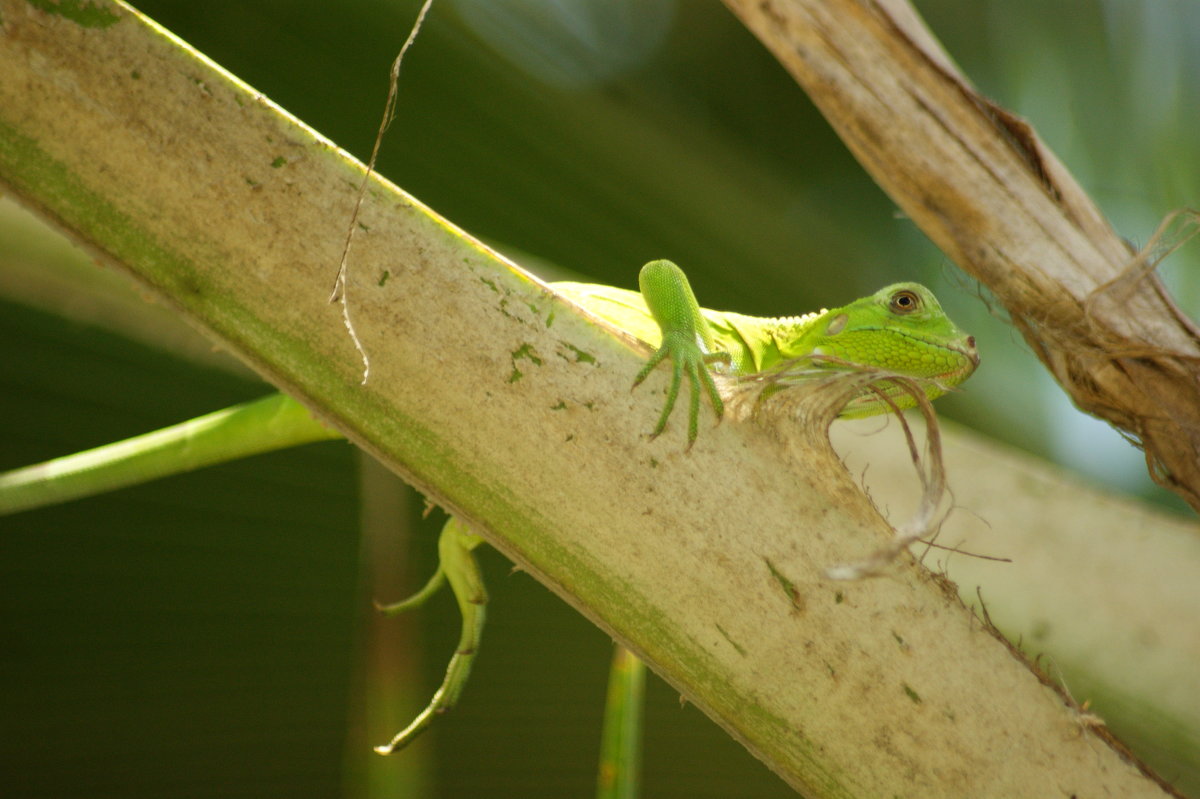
[
  {"x1": 596, "y1": 645, "x2": 646, "y2": 799},
  {"x1": 0, "y1": 393, "x2": 339, "y2": 515},
  {"x1": 0, "y1": 2, "x2": 1179, "y2": 796}
]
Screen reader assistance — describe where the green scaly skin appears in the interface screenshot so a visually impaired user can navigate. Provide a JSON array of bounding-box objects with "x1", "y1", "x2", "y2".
[
  {"x1": 0, "y1": 259, "x2": 978, "y2": 760},
  {"x1": 374, "y1": 517, "x2": 486, "y2": 754},
  {"x1": 560, "y1": 259, "x2": 978, "y2": 444}
]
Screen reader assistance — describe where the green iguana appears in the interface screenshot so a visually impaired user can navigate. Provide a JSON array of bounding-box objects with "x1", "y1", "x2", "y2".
[{"x1": 0, "y1": 259, "x2": 978, "y2": 755}]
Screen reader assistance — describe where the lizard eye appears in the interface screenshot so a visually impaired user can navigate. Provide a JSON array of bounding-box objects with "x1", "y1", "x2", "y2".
[{"x1": 889, "y1": 289, "x2": 921, "y2": 314}]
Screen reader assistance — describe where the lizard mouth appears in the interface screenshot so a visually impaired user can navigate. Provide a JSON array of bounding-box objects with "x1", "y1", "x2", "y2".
[
  {"x1": 893, "y1": 330, "x2": 979, "y2": 381},
  {"x1": 957, "y1": 335, "x2": 980, "y2": 368},
  {"x1": 937, "y1": 335, "x2": 979, "y2": 382}
]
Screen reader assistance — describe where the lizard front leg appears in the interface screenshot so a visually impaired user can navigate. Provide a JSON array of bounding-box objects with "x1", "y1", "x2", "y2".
[{"x1": 632, "y1": 260, "x2": 730, "y2": 447}]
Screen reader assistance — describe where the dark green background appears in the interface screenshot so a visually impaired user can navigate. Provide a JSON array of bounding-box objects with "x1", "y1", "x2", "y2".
[{"x1": 3, "y1": 1, "x2": 1197, "y2": 796}]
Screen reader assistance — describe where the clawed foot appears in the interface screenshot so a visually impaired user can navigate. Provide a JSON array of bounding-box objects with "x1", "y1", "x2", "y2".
[{"x1": 633, "y1": 334, "x2": 728, "y2": 448}]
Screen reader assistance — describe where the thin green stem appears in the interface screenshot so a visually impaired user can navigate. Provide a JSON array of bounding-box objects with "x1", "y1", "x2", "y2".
[
  {"x1": 596, "y1": 645, "x2": 646, "y2": 799},
  {"x1": 0, "y1": 393, "x2": 339, "y2": 516}
]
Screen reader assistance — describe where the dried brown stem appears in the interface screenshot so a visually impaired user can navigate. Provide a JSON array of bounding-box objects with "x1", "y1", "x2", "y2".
[{"x1": 723, "y1": 0, "x2": 1200, "y2": 514}]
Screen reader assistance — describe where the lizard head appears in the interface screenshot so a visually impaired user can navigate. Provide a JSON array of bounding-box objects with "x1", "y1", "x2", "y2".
[{"x1": 781, "y1": 282, "x2": 979, "y2": 417}]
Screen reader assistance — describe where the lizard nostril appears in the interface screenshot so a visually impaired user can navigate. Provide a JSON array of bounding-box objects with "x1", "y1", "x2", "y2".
[{"x1": 967, "y1": 336, "x2": 976, "y2": 348}]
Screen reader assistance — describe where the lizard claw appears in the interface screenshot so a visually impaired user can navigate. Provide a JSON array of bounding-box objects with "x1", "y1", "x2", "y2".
[{"x1": 633, "y1": 331, "x2": 726, "y2": 447}]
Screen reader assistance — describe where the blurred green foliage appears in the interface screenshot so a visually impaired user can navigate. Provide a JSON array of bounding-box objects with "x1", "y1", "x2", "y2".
[{"x1": 3, "y1": 0, "x2": 1198, "y2": 796}]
